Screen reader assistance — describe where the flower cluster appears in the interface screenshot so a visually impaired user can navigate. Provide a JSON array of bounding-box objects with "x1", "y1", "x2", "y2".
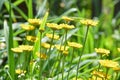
[
  {"x1": 92, "y1": 70, "x2": 110, "y2": 79},
  {"x1": 36, "y1": 52, "x2": 47, "y2": 60},
  {"x1": 28, "y1": 19, "x2": 42, "y2": 26},
  {"x1": 80, "y1": 19, "x2": 98, "y2": 26},
  {"x1": 62, "y1": 16, "x2": 74, "y2": 22},
  {"x1": 99, "y1": 60, "x2": 119, "y2": 68},
  {"x1": 11, "y1": 45, "x2": 33, "y2": 53},
  {"x1": 68, "y1": 42, "x2": 83, "y2": 49},
  {"x1": 20, "y1": 24, "x2": 35, "y2": 31},
  {"x1": 26, "y1": 36, "x2": 38, "y2": 42},
  {"x1": 15, "y1": 69, "x2": 26, "y2": 74},
  {"x1": 95, "y1": 48, "x2": 110, "y2": 56}
]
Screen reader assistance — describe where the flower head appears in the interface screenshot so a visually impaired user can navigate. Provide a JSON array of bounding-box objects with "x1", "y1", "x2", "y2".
[
  {"x1": 92, "y1": 70, "x2": 110, "y2": 79},
  {"x1": 47, "y1": 23, "x2": 62, "y2": 30},
  {"x1": 95, "y1": 48, "x2": 110, "y2": 56},
  {"x1": 36, "y1": 52, "x2": 47, "y2": 59},
  {"x1": 55, "y1": 45, "x2": 69, "y2": 51},
  {"x1": 11, "y1": 47, "x2": 23, "y2": 53},
  {"x1": 41, "y1": 42, "x2": 54, "y2": 49},
  {"x1": 46, "y1": 33, "x2": 59, "y2": 40},
  {"x1": 26, "y1": 36, "x2": 38, "y2": 42},
  {"x1": 15, "y1": 69, "x2": 26, "y2": 74},
  {"x1": 68, "y1": 42, "x2": 83, "y2": 49},
  {"x1": 113, "y1": 67, "x2": 120, "y2": 72},
  {"x1": 62, "y1": 16, "x2": 74, "y2": 22},
  {"x1": 59, "y1": 23, "x2": 75, "y2": 30},
  {"x1": 80, "y1": 19, "x2": 98, "y2": 26},
  {"x1": 19, "y1": 45, "x2": 33, "y2": 51},
  {"x1": 28, "y1": 19, "x2": 42, "y2": 26},
  {"x1": 62, "y1": 50, "x2": 69, "y2": 56},
  {"x1": 20, "y1": 24, "x2": 35, "y2": 31},
  {"x1": 99, "y1": 60, "x2": 119, "y2": 68}
]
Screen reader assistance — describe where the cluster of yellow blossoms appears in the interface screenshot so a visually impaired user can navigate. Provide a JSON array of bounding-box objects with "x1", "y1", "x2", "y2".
[
  {"x1": 26, "y1": 36, "x2": 38, "y2": 42},
  {"x1": 47, "y1": 23, "x2": 75, "y2": 30},
  {"x1": 80, "y1": 19, "x2": 98, "y2": 26},
  {"x1": 95, "y1": 48, "x2": 110, "y2": 56},
  {"x1": 11, "y1": 45, "x2": 33, "y2": 53},
  {"x1": 36, "y1": 52, "x2": 47, "y2": 60},
  {"x1": 62, "y1": 16, "x2": 74, "y2": 22},
  {"x1": 28, "y1": 19, "x2": 42, "y2": 26},
  {"x1": 20, "y1": 24, "x2": 35, "y2": 31},
  {"x1": 92, "y1": 70, "x2": 110, "y2": 80},
  {"x1": 15, "y1": 69, "x2": 26, "y2": 75},
  {"x1": 99, "y1": 60, "x2": 119, "y2": 68},
  {"x1": 46, "y1": 33, "x2": 60, "y2": 40},
  {"x1": 68, "y1": 42, "x2": 83, "y2": 49}
]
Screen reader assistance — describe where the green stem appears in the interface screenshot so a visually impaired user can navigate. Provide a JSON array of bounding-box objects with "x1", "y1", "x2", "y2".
[
  {"x1": 39, "y1": 32, "x2": 42, "y2": 80},
  {"x1": 76, "y1": 26, "x2": 89, "y2": 80},
  {"x1": 67, "y1": 48, "x2": 75, "y2": 80},
  {"x1": 62, "y1": 30, "x2": 68, "y2": 80},
  {"x1": 50, "y1": 51, "x2": 60, "y2": 77},
  {"x1": 105, "y1": 68, "x2": 109, "y2": 80},
  {"x1": 8, "y1": 0, "x2": 15, "y2": 79},
  {"x1": 47, "y1": 30, "x2": 55, "y2": 77},
  {"x1": 56, "y1": 35, "x2": 64, "y2": 80},
  {"x1": 28, "y1": 0, "x2": 33, "y2": 18},
  {"x1": 6, "y1": 70, "x2": 13, "y2": 80},
  {"x1": 96, "y1": 55, "x2": 102, "y2": 80},
  {"x1": 115, "y1": 72, "x2": 118, "y2": 80}
]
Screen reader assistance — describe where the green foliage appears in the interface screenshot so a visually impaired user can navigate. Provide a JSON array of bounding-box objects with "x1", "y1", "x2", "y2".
[{"x1": 0, "y1": 0, "x2": 120, "y2": 80}]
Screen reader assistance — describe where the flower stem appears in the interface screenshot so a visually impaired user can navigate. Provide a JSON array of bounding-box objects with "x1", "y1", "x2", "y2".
[
  {"x1": 67, "y1": 48, "x2": 75, "y2": 79},
  {"x1": 47, "y1": 30, "x2": 55, "y2": 77},
  {"x1": 105, "y1": 68, "x2": 109, "y2": 80},
  {"x1": 39, "y1": 32, "x2": 42, "y2": 80},
  {"x1": 115, "y1": 72, "x2": 118, "y2": 80},
  {"x1": 96, "y1": 55, "x2": 102, "y2": 80},
  {"x1": 56, "y1": 35, "x2": 64, "y2": 80},
  {"x1": 76, "y1": 26, "x2": 89, "y2": 80},
  {"x1": 62, "y1": 30, "x2": 68, "y2": 80}
]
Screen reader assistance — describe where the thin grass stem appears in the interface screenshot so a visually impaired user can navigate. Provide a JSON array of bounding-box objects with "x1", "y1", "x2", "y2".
[
  {"x1": 67, "y1": 48, "x2": 75, "y2": 79},
  {"x1": 39, "y1": 32, "x2": 42, "y2": 80},
  {"x1": 76, "y1": 26, "x2": 89, "y2": 80}
]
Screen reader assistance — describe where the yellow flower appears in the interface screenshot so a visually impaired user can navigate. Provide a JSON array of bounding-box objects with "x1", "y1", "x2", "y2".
[
  {"x1": 20, "y1": 24, "x2": 35, "y2": 31},
  {"x1": 19, "y1": 45, "x2": 33, "y2": 51},
  {"x1": 59, "y1": 23, "x2": 75, "y2": 30},
  {"x1": 62, "y1": 50, "x2": 69, "y2": 56},
  {"x1": 68, "y1": 42, "x2": 83, "y2": 49},
  {"x1": 55, "y1": 45, "x2": 69, "y2": 51},
  {"x1": 99, "y1": 60, "x2": 119, "y2": 68},
  {"x1": 28, "y1": 19, "x2": 42, "y2": 26},
  {"x1": 62, "y1": 16, "x2": 74, "y2": 22},
  {"x1": 41, "y1": 42, "x2": 50, "y2": 49},
  {"x1": 36, "y1": 52, "x2": 47, "y2": 59},
  {"x1": 47, "y1": 23, "x2": 62, "y2": 30},
  {"x1": 46, "y1": 33, "x2": 60, "y2": 40},
  {"x1": 118, "y1": 48, "x2": 120, "y2": 52},
  {"x1": 92, "y1": 70, "x2": 110, "y2": 79},
  {"x1": 15, "y1": 69, "x2": 26, "y2": 74},
  {"x1": 11, "y1": 47, "x2": 23, "y2": 53},
  {"x1": 80, "y1": 19, "x2": 98, "y2": 26},
  {"x1": 26, "y1": 36, "x2": 38, "y2": 42},
  {"x1": 95, "y1": 48, "x2": 110, "y2": 56},
  {"x1": 89, "y1": 76, "x2": 106, "y2": 80},
  {"x1": 113, "y1": 67, "x2": 120, "y2": 72}
]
